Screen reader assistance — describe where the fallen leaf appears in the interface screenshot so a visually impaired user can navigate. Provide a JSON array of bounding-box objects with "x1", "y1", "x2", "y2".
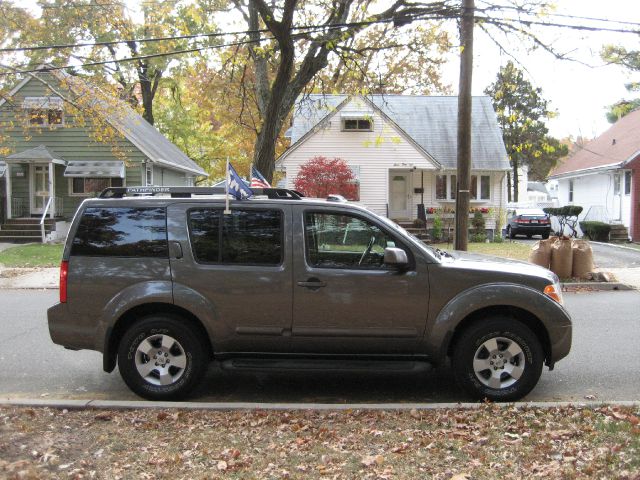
[{"x1": 217, "y1": 460, "x2": 228, "y2": 471}]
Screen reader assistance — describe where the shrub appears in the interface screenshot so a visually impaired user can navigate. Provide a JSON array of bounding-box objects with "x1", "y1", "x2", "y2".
[
  {"x1": 492, "y1": 234, "x2": 504, "y2": 243},
  {"x1": 580, "y1": 221, "x2": 611, "y2": 241},
  {"x1": 470, "y1": 233, "x2": 487, "y2": 243},
  {"x1": 543, "y1": 205, "x2": 583, "y2": 237},
  {"x1": 431, "y1": 215, "x2": 443, "y2": 241},
  {"x1": 293, "y1": 156, "x2": 358, "y2": 200}
]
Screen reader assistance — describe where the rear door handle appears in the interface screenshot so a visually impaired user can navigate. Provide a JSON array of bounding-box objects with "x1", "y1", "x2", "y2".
[{"x1": 297, "y1": 279, "x2": 326, "y2": 289}]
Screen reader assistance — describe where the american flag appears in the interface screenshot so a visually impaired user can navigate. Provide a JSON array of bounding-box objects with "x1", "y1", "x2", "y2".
[{"x1": 250, "y1": 165, "x2": 271, "y2": 188}]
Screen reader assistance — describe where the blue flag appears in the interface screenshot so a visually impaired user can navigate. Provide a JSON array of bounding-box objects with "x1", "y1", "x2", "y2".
[{"x1": 227, "y1": 162, "x2": 253, "y2": 200}]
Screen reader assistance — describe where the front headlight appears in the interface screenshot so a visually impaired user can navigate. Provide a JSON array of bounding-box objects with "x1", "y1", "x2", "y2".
[{"x1": 543, "y1": 280, "x2": 564, "y2": 305}]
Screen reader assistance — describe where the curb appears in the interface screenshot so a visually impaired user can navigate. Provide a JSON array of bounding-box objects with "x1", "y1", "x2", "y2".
[
  {"x1": 1, "y1": 398, "x2": 639, "y2": 411},
  {"x1": 561, "y1": 282, "x2": 634, "y2": 291}
]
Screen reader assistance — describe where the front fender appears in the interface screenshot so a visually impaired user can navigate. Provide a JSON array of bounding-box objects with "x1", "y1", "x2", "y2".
[{"x1": 423, "y1": 283, "x2": 572, "y2": 364}]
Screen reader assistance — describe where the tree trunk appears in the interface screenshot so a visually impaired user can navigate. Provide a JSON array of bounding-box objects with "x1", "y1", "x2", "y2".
[
  {"x1": 507, "y1": 171, "x2": 512, "y2": 203},
  {"x1": 513, "y1": 158, "x2": 519, "y2": 203},
  {"x1": 455, "y1": 0, "x2": 474, "y2": 252}
]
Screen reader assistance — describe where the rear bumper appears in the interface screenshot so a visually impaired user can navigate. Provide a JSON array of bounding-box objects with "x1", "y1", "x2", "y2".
[
  {"x1": 47, "y1": 302, "x2": 100, "y2": 352},
  {"x1": 512, "y1": 225, "x2": 551, "y2": 235}
]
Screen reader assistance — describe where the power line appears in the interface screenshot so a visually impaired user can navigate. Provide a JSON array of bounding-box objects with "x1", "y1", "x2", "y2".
[{"x1": 0, "y1": 12, "x2": 449, "y2": 54}]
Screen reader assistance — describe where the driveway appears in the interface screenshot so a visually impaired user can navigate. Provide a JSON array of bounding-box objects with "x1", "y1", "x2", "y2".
[{"x1": 1, "y1": 289, "x2": 639, "y2": 403}]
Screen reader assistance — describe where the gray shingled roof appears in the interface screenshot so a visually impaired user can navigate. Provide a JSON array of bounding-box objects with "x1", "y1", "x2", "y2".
[
  {"x1": 52, "y1": 71, "x2": 207, "y2": 177},
  {"x1": 6, "y1": 145, "x2": 64, "y2": 161},
  {"x1": 290, "y1": 95, "x2": 510, "y2": 170}
]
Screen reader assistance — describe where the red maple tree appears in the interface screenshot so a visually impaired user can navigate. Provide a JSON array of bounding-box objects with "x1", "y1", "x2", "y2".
[{"x1": 293, "y1": 156, "x2": 359, "y2": 200}]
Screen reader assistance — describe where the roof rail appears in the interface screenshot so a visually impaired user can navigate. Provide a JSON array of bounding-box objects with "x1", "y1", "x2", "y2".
[{"x1": 98, "y1": 186, "x2": 304, "y2": 200}]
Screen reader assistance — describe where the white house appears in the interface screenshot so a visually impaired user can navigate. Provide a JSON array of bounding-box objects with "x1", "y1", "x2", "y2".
[
  {"x1": 548, "y1": 109, "x2": 640, "y2": 241},
  {"x1": 276, "y1": 95, "x2": 510, "y2": 230}
]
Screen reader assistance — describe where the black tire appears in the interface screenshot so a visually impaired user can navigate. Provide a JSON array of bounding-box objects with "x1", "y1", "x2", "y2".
[
  {"x1": 526, "y1": 234, "x2": 533, "y2": 239},
  {"x1": 507, "y1": 226, "x2": 516, "y2": 239},
  {"x1": 452, "y1": 317, "x2": 544, "y2": 402},
  {"x1": 542, "y1": 232, "x2": 550, "y2": 240},
  {"x1": 117, "y1": 315, "x2": 208, "y2": 401}
]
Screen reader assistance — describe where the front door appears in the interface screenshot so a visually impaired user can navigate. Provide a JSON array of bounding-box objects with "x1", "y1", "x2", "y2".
[
  {"x1": 291, "y1": 206, "x2": 430, "y2": 355},
  {"x1": 31, "y1": 164, "x2": 51, "y2": 215},
  {"x1": 389, "y1": 172, "x2": 411, "y2": 219}
]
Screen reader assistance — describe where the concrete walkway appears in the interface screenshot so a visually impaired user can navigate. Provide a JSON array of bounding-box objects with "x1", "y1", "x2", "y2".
[{"x1": 0, "y1": 267, "x2": 58, "y2": 289}]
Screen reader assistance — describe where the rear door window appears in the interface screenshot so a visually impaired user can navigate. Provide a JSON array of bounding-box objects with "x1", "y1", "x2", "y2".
[
  {"x1": 188, "y1": 208, "x2": 282, "y2": 265},
  {"x1": 71, "y1": 207, "x2": 168, "y2": 257}
]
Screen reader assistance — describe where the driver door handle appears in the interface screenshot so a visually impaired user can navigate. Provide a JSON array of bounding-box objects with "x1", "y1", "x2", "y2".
[{"x1": 297, "y1": 279, "x2": 327, "y2": 289}]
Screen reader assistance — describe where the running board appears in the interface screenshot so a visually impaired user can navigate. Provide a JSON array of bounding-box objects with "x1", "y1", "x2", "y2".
[{"x1": 220, "y1": 358, "x2": 432, "y2": 373}]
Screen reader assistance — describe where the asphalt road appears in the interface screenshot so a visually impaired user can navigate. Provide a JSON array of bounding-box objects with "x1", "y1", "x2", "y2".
[
  {"x1": 515, "y1": 238, "x2": 640, "y2": 269},
  {"x1": 1, "y1": 289, "x2": 639, "y2": 403}
]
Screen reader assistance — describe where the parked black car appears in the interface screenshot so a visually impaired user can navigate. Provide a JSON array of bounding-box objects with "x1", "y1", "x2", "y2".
[{"x1": 506, "y1": 208, "x2": 552, "y2": 239}]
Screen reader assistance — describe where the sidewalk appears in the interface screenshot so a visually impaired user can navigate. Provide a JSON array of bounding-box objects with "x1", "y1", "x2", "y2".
[{"x1": 0, "y1": 267, "x2": 58, "y2": 289}]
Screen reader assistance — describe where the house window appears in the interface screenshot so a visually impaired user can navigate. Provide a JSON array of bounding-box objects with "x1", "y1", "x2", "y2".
[
  {"x1": 342, "y1": 118, "x2": 372, "y2": 131},
  {"x1": 146, "y1": 165, "x2": 153, "y2": 186},
  {"x1": 569, "y1": 179, "x2": 574, "y2": 202},
  {"x1": 624, "y1": 171, "x2": 631, "y2": 195},
  {"x1": 24, "y1": 96, "x2": 64, "y2": 126},
  {"x1": 614, "y1": 174, "x2": 621, "y2": 195},
  {"x1": 70, "y1": 177, "x2": 123, "y2": 196},
  {"x1": 435, "y1": 175, "x2": 447, "y2": 200},
  {"x1": 436, "y1": 174, "x2": 489, "y2": 201}
]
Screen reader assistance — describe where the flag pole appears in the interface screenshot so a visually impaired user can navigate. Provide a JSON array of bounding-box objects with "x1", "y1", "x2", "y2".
[{"x1": 224, "y1": 156, "x2": 231, "y2": 215}]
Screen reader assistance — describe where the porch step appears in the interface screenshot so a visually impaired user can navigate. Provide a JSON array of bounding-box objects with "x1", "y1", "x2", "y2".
[
  {"x1": 3, "y1": 218, "x2": 56, "y2": 226},
  {"x1": 0, "y1": 223, "x2": 56, "y2": 231},
  {"x1": 609, "y1": 224, "x2": 629, "y2": 241},
  {"x1": 0, "y1": 229, "x2": 52, "y2": 237}
]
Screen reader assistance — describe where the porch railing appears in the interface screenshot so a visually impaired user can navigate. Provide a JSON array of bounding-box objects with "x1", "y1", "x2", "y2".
[
  {"x1": 40, "y1": 197, "x2": 53, "y2": 243},
  {"x1": 55, "y1": 196, "x2": 64, "y2": 217}
]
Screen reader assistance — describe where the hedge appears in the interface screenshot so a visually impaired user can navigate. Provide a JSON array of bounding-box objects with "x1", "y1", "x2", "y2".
[{"x1": 580, "y1": 221, "x2": 611, "y2": 241}]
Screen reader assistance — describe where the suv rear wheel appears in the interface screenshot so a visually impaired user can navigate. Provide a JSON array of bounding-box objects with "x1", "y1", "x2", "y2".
[
  {"x1": 117, "y1": 315, "x2": 207, "y2": 400},
  {"x1": 452, "y1": 317, "x2": 543, "y2": 402}
]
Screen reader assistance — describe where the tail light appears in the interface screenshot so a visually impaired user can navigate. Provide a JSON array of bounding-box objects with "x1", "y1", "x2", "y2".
[
  {"x1": 516, "y1": 216, "x2": 530, "y2": 224},
  {"x1": 60, "y1": 260, "x2": 68, "y2": 303}
]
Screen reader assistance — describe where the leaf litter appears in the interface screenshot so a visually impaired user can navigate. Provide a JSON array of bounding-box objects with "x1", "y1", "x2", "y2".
[{"x1": 0, "y1": 404, "x2": 638, "y2": 479}]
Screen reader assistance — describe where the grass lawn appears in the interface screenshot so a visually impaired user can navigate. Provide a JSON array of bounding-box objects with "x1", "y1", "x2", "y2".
[
  {"x1": 431, "y1": 240, "x2": 532, "y2": 262},
  {"x1": 0, "y1": 243, "x2": 64, "y2": 268},
  {"x1": 0, "y1": 405, "x2": 638, "y2": 478}
]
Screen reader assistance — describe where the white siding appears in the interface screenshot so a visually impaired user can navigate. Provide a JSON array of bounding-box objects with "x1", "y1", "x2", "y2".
[
  {"x1": 279, "y1": 98, "x2": 508, "y2": 220},
  {"x1": 557, "y1": 171, "x2": 632, "y2": 228}
]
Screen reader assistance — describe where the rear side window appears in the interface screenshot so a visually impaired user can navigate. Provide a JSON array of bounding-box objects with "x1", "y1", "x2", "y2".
[
  {"x1": 189, "y1": 208, "x2": 282, "y2": 265},
  {"x1": 71, "y1": 207, "x2": 168, "y2": 257}
]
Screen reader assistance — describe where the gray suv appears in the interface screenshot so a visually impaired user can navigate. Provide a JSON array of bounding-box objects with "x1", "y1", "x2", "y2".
[{"x1": 48, "y1": 187, "x2": 572, "y2": 402}]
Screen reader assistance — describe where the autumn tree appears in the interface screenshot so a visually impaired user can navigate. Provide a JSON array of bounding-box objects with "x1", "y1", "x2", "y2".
[
  {"x1": 5, "y1": 0, "x2": 219, "y2": 125},
  {"x1": 601, "y1": 45, "x2": 640, "y2": 123},
  {"x1": 229, "y1": 0, "x2": 456, "y2": 182},
  {"x1": 294, "y1": 156, "x2": 358, "y2": 200},
  {"x1": 485, "y1": 61, "x2": 567, "y2": 201}
]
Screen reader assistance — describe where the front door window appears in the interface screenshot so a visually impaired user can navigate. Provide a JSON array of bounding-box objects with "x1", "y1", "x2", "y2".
[{"x1": 32, "y1": 165, "x2": 50, "y2": 214}]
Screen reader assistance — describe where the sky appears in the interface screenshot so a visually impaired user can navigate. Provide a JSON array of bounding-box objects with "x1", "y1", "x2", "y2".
[
  {"x1": 442, "y1": 0, "x2": 640, "y2": 140},
  {"x1": 16, "y1": 0, "x2": 640, "y2": 141}
]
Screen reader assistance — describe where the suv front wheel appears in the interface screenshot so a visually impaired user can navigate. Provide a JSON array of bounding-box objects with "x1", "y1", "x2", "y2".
[
  {"x1": 117, "y1": 315, "x2": 208, "y2": 400},
  {"x1": 452, "y1": 317, "x2": 544, "y2": 402}
]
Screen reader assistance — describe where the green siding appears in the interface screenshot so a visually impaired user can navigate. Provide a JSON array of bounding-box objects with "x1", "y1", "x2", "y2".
[
  {"x1": 1, "y1": 74, "x2": 190, "y2": 219},
  {"x1": 155, "y1": 166, "x2": 186, "y2": 186}
]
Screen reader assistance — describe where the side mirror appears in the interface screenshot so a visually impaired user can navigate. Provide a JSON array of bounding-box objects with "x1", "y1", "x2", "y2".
[{"x1": 384, "y1": 247, "x2": 408, "y2": 268}]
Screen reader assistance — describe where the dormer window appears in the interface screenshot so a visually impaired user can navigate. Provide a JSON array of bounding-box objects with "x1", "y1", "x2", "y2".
[
  {"x1": 342, "y1": 118, "x2": 372, "y2": 131},
  {"x1": 341, "y1": 110, "x2": 373, "y2": 132},
  {"x1": 23, "y1": 96, "x2": 64, "y2": 126}
]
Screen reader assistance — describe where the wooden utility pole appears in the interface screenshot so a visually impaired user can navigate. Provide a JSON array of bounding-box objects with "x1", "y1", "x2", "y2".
[{"x1": 455, "y1": 0, "x2": 474, "y2": 251}]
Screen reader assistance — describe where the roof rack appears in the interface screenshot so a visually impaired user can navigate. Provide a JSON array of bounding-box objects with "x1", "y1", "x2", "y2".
[{"x1": 98, "y1": 186, "x2": 304, "y2": 200}]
